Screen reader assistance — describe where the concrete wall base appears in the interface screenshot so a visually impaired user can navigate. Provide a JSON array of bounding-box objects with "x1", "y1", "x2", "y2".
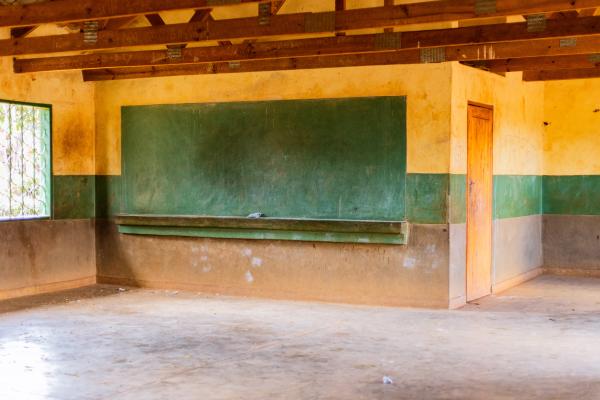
[
  {"x1": 543, "y1": 268, "x2": 600, "y2": 278},
  {"x1": 0, "y1": 276, "x2": 96, "y2": 301},
  {"x1": 493, "y1": 267, "x2": 544, "y2": 295},
  {"x1": 0, "y1": 219, "x2": 96, "y2": 301},
  {"x1": 96, "y1": 221, "x2": 451, "y2": 309}
]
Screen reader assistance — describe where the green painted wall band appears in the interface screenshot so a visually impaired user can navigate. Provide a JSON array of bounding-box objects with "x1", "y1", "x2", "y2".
[
  {"x1": 543, "y1": 175, "x2": 600, "y2": 215},
  {"x1": 56, "y1": 173, "x2": 561, "y2": 224},
  {"x1": 406, "y1": 173, "x2": 449, "y2": 224},
  {"x1": 52, "y1": 175, "x2": 95, "y2": 219},
  {"x1": 494, "y1": 175, "x2": 542, "y2": 220}
]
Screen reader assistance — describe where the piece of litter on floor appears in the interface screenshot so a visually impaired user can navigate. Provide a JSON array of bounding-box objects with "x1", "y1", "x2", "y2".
[
  {"x1": 118, "y1": 288, "x2": 127, "y2": 292},
  {"x1": 383, "y1": 376, "x2": 393, "y2": 385},
  {"x1": 247, "y1": 212, "x2": 265, "y2": 218}
]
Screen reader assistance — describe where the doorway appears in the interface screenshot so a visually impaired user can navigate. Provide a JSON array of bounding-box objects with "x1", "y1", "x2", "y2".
[{"x1": 466, "y1": 103, "x2": 493, "y2": 302}]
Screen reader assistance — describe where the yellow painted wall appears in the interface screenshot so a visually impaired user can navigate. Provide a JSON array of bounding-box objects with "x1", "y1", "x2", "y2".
[
  {"x1": 0, "y1": 48, "x2": 95, "y2": 176},
  {"x1": 94, "y1": 63, "x2": 453, "y2": 175},
  {"x1": 450, "y1": 63, "x2": 545, "y2": 176},
  {"x1": 544, "y1": 78, "x2": 600, "y2": 176}
]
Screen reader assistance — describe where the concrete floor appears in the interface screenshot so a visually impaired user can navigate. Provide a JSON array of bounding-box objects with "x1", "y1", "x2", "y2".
[{"x1": 0, "y1": 275, "x2": 599, "y2": 400}]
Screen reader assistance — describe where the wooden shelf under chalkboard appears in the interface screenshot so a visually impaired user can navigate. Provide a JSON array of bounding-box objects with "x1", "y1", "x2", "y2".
[{"x1": 115, "y1": 215, "x2": 408, "y2": 245}]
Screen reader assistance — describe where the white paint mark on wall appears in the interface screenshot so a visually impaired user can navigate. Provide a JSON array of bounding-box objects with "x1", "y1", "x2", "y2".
[
  {"x1": 242, "y1": 248, "x2": 252, "y2": 258},
  {"x1": 251, "y1": 257, "x2": 263, "y2": 268},
  {"x1": 201, "y1": 255, "x2": 209, "y2": 262},
  {"x1": 203, "y1": 265, "x2": 212, "y2": 273},
  {"x1": 245, "y1": 270, "x2": 254, "y2": 283},
  {"x1": 426, "y1": 244, "x2": 436, "y2": 255},
  {"x1": 403, "y1": 257, "x2": 416, "y2": 269}
]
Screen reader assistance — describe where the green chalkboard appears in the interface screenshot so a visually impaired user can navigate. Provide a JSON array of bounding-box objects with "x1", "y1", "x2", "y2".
[{"x1": 122, "y1": 97, "x2": 407, "y2": 221}]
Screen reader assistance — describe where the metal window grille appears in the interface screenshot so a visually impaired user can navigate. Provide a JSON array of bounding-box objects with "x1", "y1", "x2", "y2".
[{"x1": 0, "y1": 102, "x2": 51, "y2": 220}]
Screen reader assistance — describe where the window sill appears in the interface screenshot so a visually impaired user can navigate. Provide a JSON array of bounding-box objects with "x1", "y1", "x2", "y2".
[
  {"x1": 0, "y1": 216, "x2": 51, "y2": 223},
  {"x1": 115, "y1": 215, "x2": 408, "y2": 245}
]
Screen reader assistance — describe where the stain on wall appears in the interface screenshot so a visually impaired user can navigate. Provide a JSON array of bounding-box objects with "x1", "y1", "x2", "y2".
[{"x1": 0, "y1": 57, "x2": 95, "y2": 175}]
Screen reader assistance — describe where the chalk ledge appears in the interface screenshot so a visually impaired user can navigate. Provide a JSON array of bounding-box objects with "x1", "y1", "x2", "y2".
[{"x1": 115, "y1": 214, "x2": 408, "y2": 245}]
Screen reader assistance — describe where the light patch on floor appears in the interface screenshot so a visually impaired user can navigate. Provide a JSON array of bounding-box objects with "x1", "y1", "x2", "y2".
[{"x1": 0, "y1": 275, "x2": 599, "y2": 400}]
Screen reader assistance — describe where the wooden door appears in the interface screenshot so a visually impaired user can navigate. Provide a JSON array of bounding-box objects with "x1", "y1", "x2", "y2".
[{"x1": 466, "y1": 104, "x2": 493, "y2": 302}]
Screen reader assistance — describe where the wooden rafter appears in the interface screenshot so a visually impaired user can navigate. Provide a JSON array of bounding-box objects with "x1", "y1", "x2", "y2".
[
  {"x1": 463, "y1": 54, "x2": 600, "y2": 73},
  {"x1": 549, "y1": 10, "x2": 580, "y2": 19},
  {"x1": 271, "y1": 0, "x2": 287, "y2": 14},
  {"x1": 523, "y1": 67, "x2": 600, "y2": 81},
  {"x1": 579, "y1": 8, "x2": 598, "y2": 17},
  {"x1": 10, "y1": 26, "x2": 36, "y2": 38},
  {"x1": 145, "y1": 13, "x2": 166, "y2": 27},
  {"x1": 5, "y1": 0, "x2": 600, "y2": 57},
  {"x1": 14, "y1": 16, "x2": 600, "y2": 73},
  {"x1": 189, "y1": 9, "x2": 213, "y2": 23},
  {"x1": 103, "y1": 17, "x2": 138, "y2": 31},
  {"x1": 0, "y1": 0, "x2": 268, "y2": 28},
  {"x1": 79, "y1": 34, "x2": 600, "y2": 81}
]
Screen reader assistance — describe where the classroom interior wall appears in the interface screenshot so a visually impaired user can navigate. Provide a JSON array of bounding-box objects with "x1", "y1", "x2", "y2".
[
  {"x1": 1, "y1": 43, "x2": 599, "y2": 305},
  {"x1": 93, "y1": 64, "x2": 454, "y2": 308},
  {"x1": 0, "y1": 39, "x2": 96, "y2": 299},
  {"x1": 543, "y1": 79, "x2": 600, "y2": 274}
]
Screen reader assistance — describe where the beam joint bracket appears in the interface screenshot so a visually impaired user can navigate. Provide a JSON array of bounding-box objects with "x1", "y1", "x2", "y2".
[
  {"x1": 475, "y1": 0, "x2": 496, "y2": 15},
  {"x1": 82, "y1": 21, "x2": 99, "y2": 44},
  {"x1": 526, "y1": 14, "x2": 547, "y2": 33},
  {"x1": 374, "y1": 31, "x2": 402, "y2": 50},
  {"x1": 304, "y1": 12, "x2": 336, "y2": 33},
  {"x1": 166, "y1": 46, "x2": 183, "y2": 60},
  {"x1": 258, "y1": 2, "x2": 271, "y2": 25},
  {"x1": 420, "y1": 47, "x2": 446, "y2": 64}
]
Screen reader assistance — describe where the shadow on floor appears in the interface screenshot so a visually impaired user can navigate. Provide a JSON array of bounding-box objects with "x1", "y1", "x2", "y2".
[{"x1": 0, "y1": 284, "x2": 132, "y2": 314}]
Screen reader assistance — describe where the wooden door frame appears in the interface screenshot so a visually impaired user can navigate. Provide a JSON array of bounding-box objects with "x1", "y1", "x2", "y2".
[
  {"x1": 468, "y1": 101, "x2": 494, "y2": 111},
  {"x1": 465, "y1": 101, "x2": 494, "y2": 301}
]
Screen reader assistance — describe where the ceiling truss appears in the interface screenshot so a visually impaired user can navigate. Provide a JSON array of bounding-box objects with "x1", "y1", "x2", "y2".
[{"x1": 1, "y1": 0, "x2": 599, "y2": 82}]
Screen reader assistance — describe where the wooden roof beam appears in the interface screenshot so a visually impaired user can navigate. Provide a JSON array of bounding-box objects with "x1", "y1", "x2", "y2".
[
  {"x1": 103, "y1": 17, "x2": 139, "y2": 31},
  {"x1": 190, "y1": 9, "x2": 214, "y2": 23},
  {"x1": 79, "y1": 34, "x2": 600, "y2": 81},
  {"x1": 271, "y1": 0, "x2": 287, "y2": 14},
  {"x1": 5, "y1": 0, "x2": 600, "y2": 57},
  {"x1": 145, "y1": 13, "x2": 166, "y2": 27},
  {"x1": 15, "y1": 16, "x2": 600, "y2": 73},
  {"x1": 523, "y1": 67, "x2": 600, "y2": 81},
  {"x1": 579, "y1": 8, "x2": 598, "y2": 16},
  {"x1": 10, "y1": 26, "x2": 36, "y2": 38},
  {"x1": 463, "y1": 54, "x2": 600, "y2": 73},
  {"x1": 0, "y1": 0, "x2": 269, "y2": 28}
]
